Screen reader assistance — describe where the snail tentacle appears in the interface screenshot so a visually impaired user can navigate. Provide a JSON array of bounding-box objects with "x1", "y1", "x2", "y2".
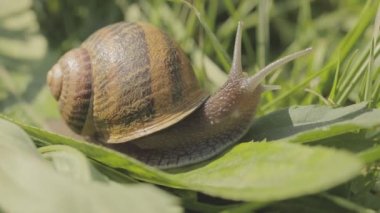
[
  {"x1": 246, "y1": 47, "x2": 312, "y2": 92},
  {"x1": 229, "y1": 21, "x2": 244, "y2": 79}
]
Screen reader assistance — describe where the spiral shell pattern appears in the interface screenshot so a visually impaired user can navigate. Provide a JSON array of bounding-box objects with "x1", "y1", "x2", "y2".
[
  {"x1": 47, "y1": 48, "x2": 93, "y2": 134},
  {"x1": 47, "y1": 22, "x2": 207, "y2": 143}
]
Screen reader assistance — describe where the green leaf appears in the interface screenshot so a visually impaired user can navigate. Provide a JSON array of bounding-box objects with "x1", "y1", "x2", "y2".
[
  {"x1": 39, "y1": 145, "x2": 110, "y2": 182},
  {"x1": 248, "y1": 102, "x2": 380, "y2": 143},
  {"x1": 0, "y1": 115, "x2": 363, "y2": 202},
  {"x1": 0, "y1": 119, "x2": 181, "y2": 213},
  {"x1": 171, "y1": 142, "x2": 362, "y2": 202}
]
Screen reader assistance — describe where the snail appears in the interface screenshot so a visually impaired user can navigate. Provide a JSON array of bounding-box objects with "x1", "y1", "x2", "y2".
[{"x1": 47, "y1": 21, "x2": 311, "y2": 169}]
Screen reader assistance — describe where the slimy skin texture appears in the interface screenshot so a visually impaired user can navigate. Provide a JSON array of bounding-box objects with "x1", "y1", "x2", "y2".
[{"x1": 111, "y1": 77, "x2": 263, "y2": 168}]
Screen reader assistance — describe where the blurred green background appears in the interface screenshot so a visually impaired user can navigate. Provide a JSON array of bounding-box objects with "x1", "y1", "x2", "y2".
[
  {"x1": 0, "y1": 1, "x2": 379, "y2": 211},
  {"x1": 0, "y1": 0, "x2": 378, "y2": 132}
]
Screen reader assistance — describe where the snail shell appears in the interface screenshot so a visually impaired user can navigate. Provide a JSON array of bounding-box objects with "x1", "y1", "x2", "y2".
[
  {"x1": 47, "y1": 21, "x2": 311, "y2": 169},
  {"x1": 48, "y1": 22, "x2": 207, "y2": 143}
]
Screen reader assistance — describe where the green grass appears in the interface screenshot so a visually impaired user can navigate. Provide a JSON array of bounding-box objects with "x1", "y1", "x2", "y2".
[{"x1": 0, "y1": 0, "x2": 379, "y2": 212}]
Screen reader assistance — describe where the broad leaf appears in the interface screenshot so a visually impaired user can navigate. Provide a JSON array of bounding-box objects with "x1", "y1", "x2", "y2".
[
  {"x1": 39, "y1": 145, "x2": 110, "y2": 182},
  {"x1": 0, "y1": 119, "x2": 181, "y2": 213},
  {"x1": 248, "y1": 103, "x2": 380, "y2": 143},
  {"x1": 0, "y1": 115, "x2": 363, "y2": 202},
  {"x1": 171, "y1": 142, "x2": 362, "y2": 202}
]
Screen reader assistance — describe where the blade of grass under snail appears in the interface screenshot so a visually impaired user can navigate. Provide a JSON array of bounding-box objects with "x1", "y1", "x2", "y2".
[{"x1": 0, "y1": 114, "x2": 364, "y2": 202}]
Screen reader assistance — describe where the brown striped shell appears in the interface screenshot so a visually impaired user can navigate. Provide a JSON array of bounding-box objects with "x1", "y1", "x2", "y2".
[{"x1": 47, "y1": 22, "x2": 208, "y2": 144}]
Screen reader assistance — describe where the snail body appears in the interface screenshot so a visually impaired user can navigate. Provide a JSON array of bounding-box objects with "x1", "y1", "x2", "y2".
[{"x1": 47, "y1": 21, "x2": 311, "y2": 169}]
